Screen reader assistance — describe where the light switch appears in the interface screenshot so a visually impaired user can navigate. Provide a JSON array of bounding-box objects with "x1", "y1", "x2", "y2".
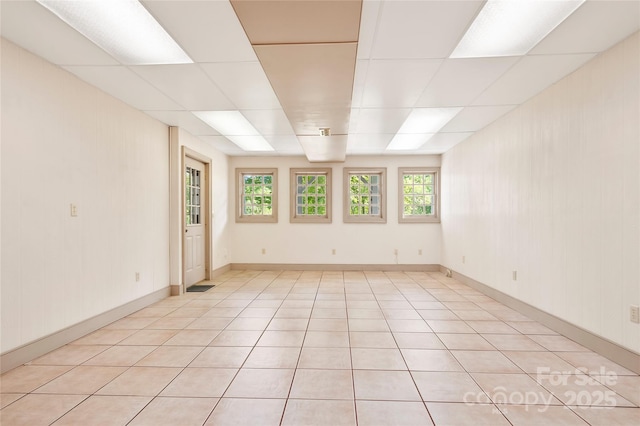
[{"x1": 70, "y1": 204, "x2": 78, "y2": 217}]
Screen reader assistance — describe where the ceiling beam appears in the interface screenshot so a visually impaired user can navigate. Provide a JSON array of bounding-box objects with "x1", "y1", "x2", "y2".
[{"x1": 231, "y1": 0, "x2": 362, "y2": 162}]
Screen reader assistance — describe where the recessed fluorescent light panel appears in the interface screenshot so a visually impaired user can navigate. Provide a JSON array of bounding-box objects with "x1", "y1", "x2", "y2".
[
  {"x1": 386, "y1": 134, "x2": 435, "y2": 151},
  {"x1": 387, "y1": 107, "x2": 462, "y2": 151},
  {"x1": 397, "y1": 108, "x2": 463, "y2": 134},
  {"x1": 194, "y1": 111, "x2": 274, "y2": 152},
  {"x1": 37, "y1": 0, "x2": 192, "y2": 65},
  {"x1": 451, "y1": 0, "x2": 585, "y2": 58}
]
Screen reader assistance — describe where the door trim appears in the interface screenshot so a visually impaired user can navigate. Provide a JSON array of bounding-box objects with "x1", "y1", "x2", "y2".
[{"x1": 181, "y1": 146, "x2": 212, "y2": 291}]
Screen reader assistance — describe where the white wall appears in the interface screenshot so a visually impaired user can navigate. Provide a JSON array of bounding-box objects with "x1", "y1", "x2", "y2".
[
  {"x1": 1, "y1": 39, "x2": 170, "y2": 353},
  {"x1": 177, "y1": 129, "x2": 231, "y2": 271},
  {"x1": 441, "y1": 33, "x2": 640, "y2": 352},
  {"x1": 229, "y1": 155, "x2": 442, "y2": 266}
]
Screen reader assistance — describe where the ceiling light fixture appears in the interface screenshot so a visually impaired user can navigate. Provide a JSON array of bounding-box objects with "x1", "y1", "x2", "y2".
[
  {"x1": 450, "y1": 0, "x2": 585, "y2": 58},
  {"x1": 36, "y1": 0, "x2": 192, "y2": 65},
  {"x1": 194, "y1": 111, "x2": 274, "y2": 152},
  {"x1": 386, "y1": 107, "x2": 462, "y2": 151},
  {"x1": 386, "y1": 134, "x2": 436, "y2": 151}
]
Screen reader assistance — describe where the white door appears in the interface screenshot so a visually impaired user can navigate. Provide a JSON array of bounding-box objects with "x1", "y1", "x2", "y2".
[{"x1": 184, "y1": 157, "x2": 206, "y2": 286}]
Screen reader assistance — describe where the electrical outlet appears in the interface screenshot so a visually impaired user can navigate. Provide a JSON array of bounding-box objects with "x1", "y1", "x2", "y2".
[
  {"x1": 70, "y1": 203, "x2": 78, "y2": 217},
  {"x1": 462, "y1": 256, "x2": 465, "y2": 264},
  {"x1": 418, "y1": 249, "x2": 422, "y2": 255},
  {"x1": 331, "y1": 249, "x2": 336, "y2": 255},
  {"x1": 261, "y1": 248, "x2": 266, "y2": 255},
  {"x1": 135, "y1": 272, "x2": 140, "y2": 282},
  {"x1": 631, "y1": 305, "x2": 640, "y2": 324},
  {"x1": 512, "y1": 271, "x2": 518, "y2": 281},
  {"x1": 394, "y1": 249, "x2": 398, "y2": 255}
]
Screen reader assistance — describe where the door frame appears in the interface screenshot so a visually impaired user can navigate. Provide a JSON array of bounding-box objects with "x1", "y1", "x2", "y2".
[{"x1": 181, "y1": 146, "x2": 212, "y2": 291}]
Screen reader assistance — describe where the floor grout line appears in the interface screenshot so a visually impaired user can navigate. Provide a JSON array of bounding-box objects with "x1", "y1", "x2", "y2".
[{"x1": 1, "y1": 270, "x2": 637, "y2": 425}]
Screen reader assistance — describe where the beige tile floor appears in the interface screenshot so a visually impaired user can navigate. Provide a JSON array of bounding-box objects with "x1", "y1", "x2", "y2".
[{"x1": 1, "y1": 270, "x2": 639, "y2": 425}]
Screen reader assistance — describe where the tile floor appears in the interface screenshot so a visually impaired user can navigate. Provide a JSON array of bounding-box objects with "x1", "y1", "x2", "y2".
[{"x1": 1, "y1": 270, "x2": 638, "y2": 425}]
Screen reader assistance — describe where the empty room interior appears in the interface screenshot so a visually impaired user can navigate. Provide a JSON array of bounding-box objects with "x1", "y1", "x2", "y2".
[{"x1": 1, "y1": 0, "x2": 639, "y2": 425}]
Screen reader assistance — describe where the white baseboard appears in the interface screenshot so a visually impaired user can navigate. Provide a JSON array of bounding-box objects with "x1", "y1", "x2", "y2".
[
  {"x1": 172, "y1": 264, "x2": 232, "y2": 295},
  {"x1": 211, "y1": 263, "x2": 232, "y2": 277},
  {"x1": 230, "y1": 263, "x2": 440, "y2": 272},
  {"x1": 0, "y1": 287, "x2": 170, "y2": 374},
  {"x1": 443, "y1": 266, "x2": 640, "y2": 374},
  {"x1": 3, "y1": 265, "x2": 637, "y2": 376}
]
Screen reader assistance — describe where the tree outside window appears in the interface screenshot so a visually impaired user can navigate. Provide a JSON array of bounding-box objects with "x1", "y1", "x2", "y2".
[
  {"x1": 343, "y1": 167, "x2": 386, "y2": 223},
  {"x1": 236, "y1": 168, "x2": 278, "y2": 223},
  {"x1": 398, "y1": 167, "x2": 440, "y2": 223},
  {"x1": 290, "y1": 168, "x2": 332, "y2": 223}
]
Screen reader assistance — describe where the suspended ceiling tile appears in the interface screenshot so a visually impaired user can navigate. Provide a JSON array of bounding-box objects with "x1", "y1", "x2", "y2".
[
  {"x1": 472, "y1": 53, "x2": 596, "y2": 106},
  {"x1": 441, "y1": 105, "x2": 517, "y2": 133},
  {"x1": 352, "y1": 108, "x2": 412, "y2": 134},
  {"x1": 63, "y1": 66, "x2": 183, "y2": 111},
  {"x1": 254, "y1": 43, "x2": 357, "y2": 136},
  {"x1": 349, "y1": 108, "x2": 360, "y2": 133},
  {"x1": 350, "y1": 60, "x2": 370, "y2": 108},
  {"x1": 130, "y1": 64, "x2": 235, "y2": 111},
  {"x1": 347, "y1": 133, "x2": 394, "y2": 154},
  {"x1": 264, "y1": 135, "x2": 305, "y2": 154},
  {"x1": 298, "y1": 136, "x2": 348, "y2": 162},
  {"x1": 199, "y1": 135, "x2": 246, "y2": 155},
  {"x1": 371, "y1": 0, "x2": 482, "y2": 59},
  {"x1": 0, "y1": 0, "x2": 118, "y2": 66},
  {"x1": 6, "y1": 0, "x2": 633, "y2": 160},
  {"x1": 241, "y1": 109, "x2": 296, "y2": 136},
  {"x1": 201, "y1": 62, "x2": 281, "y2": 110},
  {"x1": 416, "y1": 132, "x2": 473, "y2": 154},
  {"x1": 230, "y1": 0, "x2": 362, "y2": 44},
  {"x1": 416, "y1": 57, "x2": 520, "y2": 107},
  {"x1": 143, "y1": 111, "x2": 220, "y2": 136},
  {"x1": 531, "y1": 0, "x2": 640, "y2": 55},
  {"x1": 142, "y1": 0, "x2": 257, "y2": 63},
  {"x1": 361, "y1": 59, "x2": 443, "y2": 107},
  {"x1": 356, "y1": 0, "x2": 382, "y2": 59}
]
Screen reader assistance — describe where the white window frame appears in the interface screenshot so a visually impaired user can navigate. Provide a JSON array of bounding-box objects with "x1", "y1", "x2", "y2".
[
  {"x1": 343, "y1": 167, "x2": 387, "y2": 224},
  {"x1": 236, "y1": 168, "x2": 278, "y2": 223},
  {"x1": 290, "y1": 168, "x2": 332, "y2": 223},
  {"x1": 398, "y1": 167, "x2": 440, "y2": 223}
]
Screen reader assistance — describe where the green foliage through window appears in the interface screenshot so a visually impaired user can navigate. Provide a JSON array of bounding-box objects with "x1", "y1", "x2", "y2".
[
  {"x1": 185, "y1": 166, "x2": 201, "y2": 225},
  {"x1": 348, "y1": 173, "x2": 382, "y2": 216},
  {"x1": 402, "y1": 172, "x2": 435, "y2": 217},
  {"x1": 295, "y1": 173, "x2": 328, "y2": 216},
  {"x1": 241, "y1": 173, "x2": 274, "y2": 216}
]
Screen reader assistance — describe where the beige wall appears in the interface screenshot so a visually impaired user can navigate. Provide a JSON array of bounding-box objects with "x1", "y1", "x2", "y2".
[
  {"x1": 441, "y1": 32, "x2": 640, "y2": 352},
  {"x1": 1, "y1": 39, "x2": 171, "y2": 353},
  {"x1": 229, "y1": 155, "x2": 442, "y2": 266}
]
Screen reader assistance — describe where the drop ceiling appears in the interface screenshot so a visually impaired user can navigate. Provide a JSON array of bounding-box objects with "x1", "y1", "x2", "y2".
[{"x1": 1, "y1": 0, "x2": 639, "y2": 160}]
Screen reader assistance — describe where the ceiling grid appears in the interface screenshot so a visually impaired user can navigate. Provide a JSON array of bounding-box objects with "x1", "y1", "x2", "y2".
[{"x1": 1, "y1": 0, "x2": 638, "y2": 158}]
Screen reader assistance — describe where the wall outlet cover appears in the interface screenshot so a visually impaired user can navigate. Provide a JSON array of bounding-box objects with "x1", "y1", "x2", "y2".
[{"x1": 631, "y1": 305, "x2": 639, "y2": 324}]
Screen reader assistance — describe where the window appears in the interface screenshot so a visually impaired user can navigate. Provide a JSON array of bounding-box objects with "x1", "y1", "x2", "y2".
[
  {"x1": 398, "y1": 167, "x2": 440, "y2": 223},
  {"x1": 290, "y1": 168, "x2": 332, "y2": 223},
  {"x1": 236, "y1": 168, "x2": 278, "y2": 223},
  {"x1": 343, "y1": 167, "x2": 386, "y2": 223},
  {"x1": 185, "y1": 165, "x2": 201, "y2": 225}
]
